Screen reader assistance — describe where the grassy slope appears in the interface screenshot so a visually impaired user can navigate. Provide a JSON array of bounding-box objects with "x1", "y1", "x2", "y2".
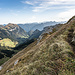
[
  {"x1": 0, "y1": 38, "x2": 18, "y2": 66},
  {"x1": 0, "y1": 17, "x2": 75, "y2": 75},
  {"x1": 0, "y1": 41, "x2": 37, "y2": 74},
  {"x1": 0, "y1": 38, "x2": 18, "y2": 47}
]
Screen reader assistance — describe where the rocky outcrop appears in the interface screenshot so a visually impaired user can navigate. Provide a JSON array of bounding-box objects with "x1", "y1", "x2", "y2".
[
  {"x1": 72, "y1": 30, "x2": 75, "y2": 45},
  {"x1": 14, "y1": 60, "x2": 19, "y2": 65},
  {"x1": 0, "y1": 66, "x2": 2, "y2": 70}
]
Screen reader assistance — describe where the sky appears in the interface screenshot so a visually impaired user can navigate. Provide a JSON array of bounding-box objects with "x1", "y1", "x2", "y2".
[{"x1": 0, "y1": 0, "x2": 75, "y2": 24}]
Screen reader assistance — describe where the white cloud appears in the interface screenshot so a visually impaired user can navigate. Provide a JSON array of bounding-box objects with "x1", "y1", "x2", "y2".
[
  {"x1": 58, "y1": 9, "x2": 75, "y2": 21},
  {"x1": 24, "y1": 1, "x2": 34, "y2": 5},
  {"x1": 21, "y1": 0, "x2": 38, "y2": 5},
  {"x1": 32, "y1": 9, "x2": 39, "y2": 12},
  {"x1": 32, "y1": 6, "x2": 45, "y2": 12},
  {"x1": 21, "y1": 0, "x2": 75, "y2": 12},
  {"x1": 30, "y1": 0, "x2": 75, "y2": 12}
]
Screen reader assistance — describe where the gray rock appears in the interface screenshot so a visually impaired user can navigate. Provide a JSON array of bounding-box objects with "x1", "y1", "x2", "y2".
[
  {"x1": 6, "y1": 70, "x2": 9, "y2": 72},
  {"x1": 0, "y1": 66, "x2": 2, "y2": 70},
  {"x1": 72, "y1": 37, "x2": 75, "y2": 42},
  {"x1": 14, "y1": 60, "x2": 19, "y2": 65}
]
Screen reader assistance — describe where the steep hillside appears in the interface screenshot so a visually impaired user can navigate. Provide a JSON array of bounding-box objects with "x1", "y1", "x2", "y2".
[
  {"x1": 28, "y1": 30, "x2": 34, "y2": 36},
  {"x1": 0, "y1": 16, "x2": 75, "y2": 75},
  {"x1": 0, "y1": 23, "x2": 29, "y2": 66},
  {"x1": 4, "y1": 23, "x2": 29, "y2": 43},
  {"x1": 0, "y1": 23, "x2": 29, "y2": 45},
  {"x1": 37, "y1": 24, "x2": 63, "y2": 43},
  {"x1": 28, "y1": 29, "x2": 42, "y2": 40},
  {"x1": 28, "y1": 24, "x2": 63, "y2": 41},
  {"x1": 0, "y1": 27, "x2": 18, "y2": 48}
]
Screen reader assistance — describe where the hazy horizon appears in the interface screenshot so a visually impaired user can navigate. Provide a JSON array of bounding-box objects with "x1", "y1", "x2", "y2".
[
  {"x1": 0, "y1": 20, "x2": 66, "y2": 25},
  {"x1": 0, "y1": 0, "x2": 75, "y2": 24}
]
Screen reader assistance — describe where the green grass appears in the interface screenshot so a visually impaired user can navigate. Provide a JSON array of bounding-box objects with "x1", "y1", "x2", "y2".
[
  {"x1": 0, "y1": 38, "x2": 18, "y2": 47},
  {"x1": 0, "y1": 57, "x2": 10, "y2": 66}
]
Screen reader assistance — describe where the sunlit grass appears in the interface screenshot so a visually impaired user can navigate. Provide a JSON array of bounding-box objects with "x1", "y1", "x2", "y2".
[{"x1": 0, "y1": 38, "x2": 18, "y2": 47}]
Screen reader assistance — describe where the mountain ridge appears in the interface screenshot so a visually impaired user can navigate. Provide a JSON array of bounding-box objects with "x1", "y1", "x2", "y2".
[
  {"x1": 0, "y1": 23, "x2": 29, "y2": 45},
  {"x1": 0, "y1": 16, "x2": 75, "y2": 75},
  {"x1": 18, "y1": 21, "x2": 65, "y2": 32}
]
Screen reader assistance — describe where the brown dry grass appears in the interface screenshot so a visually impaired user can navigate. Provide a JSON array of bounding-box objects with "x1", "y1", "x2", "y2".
[{"x1": 0, "y1": 17, "x2": 75, "y2": 75}]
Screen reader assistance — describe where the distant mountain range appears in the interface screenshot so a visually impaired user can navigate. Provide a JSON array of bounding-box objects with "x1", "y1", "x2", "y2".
[
  {"x1": 0, "y1": 21, "x2": 66, "y2": 47},
  {"x1": 0, "y1": 25, "x2": 4, "y2": 27},
  {"x1": 18, "y1": 21, "x2": 65, "y2": 32}
]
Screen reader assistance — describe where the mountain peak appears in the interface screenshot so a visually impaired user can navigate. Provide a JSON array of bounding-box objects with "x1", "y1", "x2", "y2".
[
  {"x1": 4, "y1": 23, "x2": 19, "y2": 30},
  {"x1": 67, "y1": 16, "x2": 75, "y2": 24},
  {"x1": 7, "y1": 23, "x2": 18, "y2": 27}
]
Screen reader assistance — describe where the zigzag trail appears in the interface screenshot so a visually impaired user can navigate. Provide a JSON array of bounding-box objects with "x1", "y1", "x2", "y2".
[{"x1": 0, "y1": 18, "x2": 74, "y2": 75}]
